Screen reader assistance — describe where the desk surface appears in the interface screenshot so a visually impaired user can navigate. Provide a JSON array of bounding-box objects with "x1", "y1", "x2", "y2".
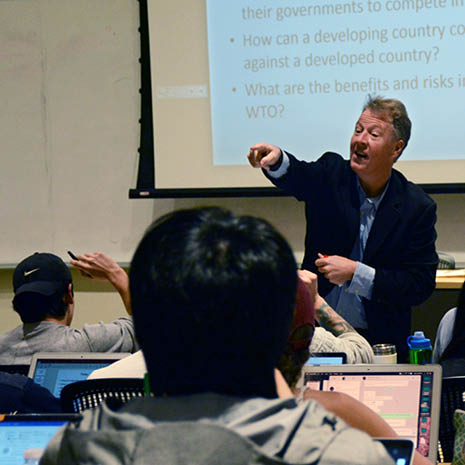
[{"x1": 436, "y1": 270, "x2": 465, "y2": 289}]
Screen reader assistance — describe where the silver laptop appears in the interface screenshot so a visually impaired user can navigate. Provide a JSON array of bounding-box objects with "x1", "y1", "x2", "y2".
[
  {"x1": 28, "y1": 352, "x2": 130, "y2": 398},
  {"x1": 296, "y1": 364, "x2": 442, "y2": 463},
  {"x1": 0, "y1": 413, "x2": 80, "y2": 465}
]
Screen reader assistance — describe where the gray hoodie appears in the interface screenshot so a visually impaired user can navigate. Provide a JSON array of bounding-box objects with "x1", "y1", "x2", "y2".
[{"x1": 40, "y1": 393, "x2": 394, "y2": 465}]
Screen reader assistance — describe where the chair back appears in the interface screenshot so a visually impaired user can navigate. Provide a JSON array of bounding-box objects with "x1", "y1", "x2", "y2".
[
  {"x1": 60, "y1": 377, "x2": 146, "y2": 413},
  {"x1": 437, "y1": 251, "x2": 456, "y2": 269},
  {"x1": 0, "y1": 364, "x2": 30, "y2": 376},
  {"x1": 439, "y1": 376, "x2": 465, "y2": 462}
]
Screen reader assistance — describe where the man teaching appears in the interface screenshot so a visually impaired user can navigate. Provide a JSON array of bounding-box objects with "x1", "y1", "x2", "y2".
[{"x1": 248, "y1": 95, "x2": 438, "y2": 360}]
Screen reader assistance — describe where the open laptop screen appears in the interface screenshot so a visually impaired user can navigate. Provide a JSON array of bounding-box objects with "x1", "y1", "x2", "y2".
[
  {"x1": 298, "y1": 364, "x2": 442, "y2": 463},
  {"x1": 305, "y1": 352, "x2": 347, "y2": 365},
  {"x1": 28, "y1": 352, "x2": 130, "y2": 398},
  {"x1": 0, "y1": 414, "x2": 79, "y2": 465}
]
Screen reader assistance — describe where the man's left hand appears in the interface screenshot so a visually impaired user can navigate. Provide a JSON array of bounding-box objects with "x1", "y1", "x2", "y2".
[{"x1": 315, "y1": 253, "x2": 357, "y2": 286}]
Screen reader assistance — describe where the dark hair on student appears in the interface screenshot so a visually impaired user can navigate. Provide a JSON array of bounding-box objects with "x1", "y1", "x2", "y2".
[
  {"x1": 363, "y1": 94, "x2": 412, "y2": 156},
  {"x1": 12, "y1": 288, "x2": 70, "y2": 323},
  {"x1": 439, "y1": 281, "x2": 465, "y2": 362},
  {"x1": 130, "y1": 206, "x2": 298, "y2": 398}
]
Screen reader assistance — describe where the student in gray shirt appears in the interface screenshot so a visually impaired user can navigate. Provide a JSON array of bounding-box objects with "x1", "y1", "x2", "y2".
[{"x1": 0, "y1": 252, "x2": 138, "y2": 365}]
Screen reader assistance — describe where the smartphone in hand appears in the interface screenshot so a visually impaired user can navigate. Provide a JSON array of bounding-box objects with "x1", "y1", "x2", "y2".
[
  {"x1": 374, "y1": 438, "x2": 415, "y2": 465},
  {"x1": 67, "y1": 250, "x2": 78, "y2": 261},
  {"x1": 67, "y1": 251, "x2": 93, "y2": 278}
]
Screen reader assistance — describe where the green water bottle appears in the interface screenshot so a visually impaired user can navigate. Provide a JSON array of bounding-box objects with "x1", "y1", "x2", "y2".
[{"x1": 407, "y1": 331, "x2": 432, "y2": 364}]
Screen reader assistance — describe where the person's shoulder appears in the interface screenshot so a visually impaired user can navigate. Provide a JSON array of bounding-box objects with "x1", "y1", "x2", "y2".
[
  {"x1": 292, "y1": 397, "x2": 392, "y2": 464},
  {"x1": 439, "y1": 307, "x2": 457, "y2": 327},
  {"x1": 318, "y1": 151, "x2": 347, "y2": 166},
  {"x1": 310, "y1": 327, "x2": 337, "y2": 350},
  {"x1": 286, "y1": 151, "x2": 345, "y2": 166},
  {"x1": 0, "y1": 326, "x2": 18, "y2": 349},
  {"x1": 0, "y1": 371, "x2": 28, "y2": 389},
  {"x1": 251, "y1": 396, "x2": 393, "y2": 464},
  {"x1": 293, "y1": 152, "x2": 349, "y2": 180},
  {"x1": 0, "y1": 324, "x2": 24, "y2": 336}
]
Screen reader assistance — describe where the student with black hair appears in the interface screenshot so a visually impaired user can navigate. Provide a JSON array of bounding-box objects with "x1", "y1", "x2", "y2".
[
  {"x1": 0, "y1": 252, "x2": 138, "y2": 365},
  {"x1": 41, "y1": 207, "x2": 394, "y2": 465}
]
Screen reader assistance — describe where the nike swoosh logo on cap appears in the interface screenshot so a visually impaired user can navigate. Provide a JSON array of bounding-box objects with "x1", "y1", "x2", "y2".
[{"x1": 24, "y1": 268, "x2": 40, "y2": 277}]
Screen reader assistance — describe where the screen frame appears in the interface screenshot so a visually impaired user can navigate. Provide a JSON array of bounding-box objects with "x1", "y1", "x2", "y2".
[{"x1": 129, "y1": 0, "x2": 465, "y2": 199}]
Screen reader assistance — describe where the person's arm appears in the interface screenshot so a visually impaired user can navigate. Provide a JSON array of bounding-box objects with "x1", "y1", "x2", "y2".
[
  {"x1": 70, "y1": 252, "x2": 132, "y2": 315},
  {"x1": 302, "y1": 389, "x2": 432, "y2": 465},
  {"x1": 274, "y1": 368, "x2": 294, "y2": 398},
  {"x1": 298, "y1": 269, "x2": 355, "y2": 335},
  {"x1": 311, "y1": 328, "x2": 375, "y2": 364},
  {"x1": 298, "y1": 269, "x2": 374, "y2": 363},
  {"x1": 311, "y1": 297, "x2": 375, "y2": 363},
  {"x1": 314, "y1": 297, "x2": 355, "y2": 336}
]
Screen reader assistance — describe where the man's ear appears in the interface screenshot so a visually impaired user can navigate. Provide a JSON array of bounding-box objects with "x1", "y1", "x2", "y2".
[
  {"x1": 393, "y1": 139, "x2": 405, "y2": 162},
  {"x1": 65, "y1": 283, "x2": 74, "y2": 305}
]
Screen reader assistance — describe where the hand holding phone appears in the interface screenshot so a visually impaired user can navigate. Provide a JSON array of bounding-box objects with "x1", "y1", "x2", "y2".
[
  {"x1": 375, "y1": 438, "x2": 415, "y2": 465},
  {"x1": 67, "y1": 251, "x2": 93, "y2": 278},
  {"x1": 67, "y1": 250, "x2": 78, "y2": 261}
]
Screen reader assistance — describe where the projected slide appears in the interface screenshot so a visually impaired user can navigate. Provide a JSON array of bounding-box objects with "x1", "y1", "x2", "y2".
[{"x1": 206, "y1": 0, "x2": 465, "y2": 165}]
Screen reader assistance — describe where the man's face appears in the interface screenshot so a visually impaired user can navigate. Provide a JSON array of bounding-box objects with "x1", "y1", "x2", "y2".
[{"x1": 350, "y1": 109, "x2": 404, "y2": 187}]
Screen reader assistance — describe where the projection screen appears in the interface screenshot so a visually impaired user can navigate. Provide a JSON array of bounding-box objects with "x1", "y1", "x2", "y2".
[{"x1": 144, "y1": 0, "x2": 465, "y2": 193}]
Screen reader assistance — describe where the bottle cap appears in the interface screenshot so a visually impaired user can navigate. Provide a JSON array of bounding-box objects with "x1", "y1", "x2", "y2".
[
  {"x1": 372, "y1": 343, "x2": 396, "y2": 355},
  {"x1": 407, "y1": 331, "x2": 432, "y2": 349}
]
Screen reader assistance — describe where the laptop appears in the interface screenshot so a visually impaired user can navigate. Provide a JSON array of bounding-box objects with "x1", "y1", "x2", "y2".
[
  {"x1": 306, "y1": 352, "x2": 347, "y2": 365},
  {"x1": 28, "y1": 352, "x2": 130, "y2": 398},
  {"x1": 296, "y1": 364, "x2": 442, "y2": 463},
  {"x1": 0, "y1": 413, "x2": 80, "y2": 465}
]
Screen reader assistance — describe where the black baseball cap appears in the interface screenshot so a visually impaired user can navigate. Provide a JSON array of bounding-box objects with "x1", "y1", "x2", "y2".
[{"x1": 13, "y1": 253, "x2": 72, "y2": 297}]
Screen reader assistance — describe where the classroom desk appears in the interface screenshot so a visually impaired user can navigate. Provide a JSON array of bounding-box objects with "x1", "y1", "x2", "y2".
[
  {"x1": 435, "y1": 269, "x2": 465, "y2": 289},
  {"x1": 436, "y1": 277, "x2": 465, "y2": 289}
]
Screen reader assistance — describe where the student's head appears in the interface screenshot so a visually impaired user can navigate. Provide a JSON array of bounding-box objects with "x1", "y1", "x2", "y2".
[
  {"x1": 130, "y1": 207, "x2": 298, "y2": 398},
  {"x1": 12, "y1": 253, "x2": 73, "y2": 323}
]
